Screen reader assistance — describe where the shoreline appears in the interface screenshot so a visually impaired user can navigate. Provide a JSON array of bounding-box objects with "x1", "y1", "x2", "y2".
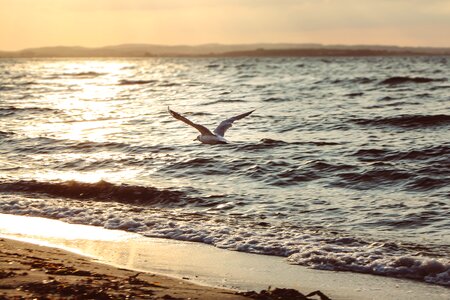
[
  {"x1": 1, "y1": 214, "x2": 449, "y2": 300},
  {"x1": 0, "y1": 214, "x2": 332, "y2": 300}
]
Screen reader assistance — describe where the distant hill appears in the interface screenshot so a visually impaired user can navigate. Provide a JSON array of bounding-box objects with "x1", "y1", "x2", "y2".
[{"x1": 1, "y1": 43, "x2": 449, "y2": 58}]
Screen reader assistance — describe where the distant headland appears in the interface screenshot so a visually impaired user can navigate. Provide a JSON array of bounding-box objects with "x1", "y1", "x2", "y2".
[{"x1": 1, "y1": 43, "x2": 449, "y2": 58}]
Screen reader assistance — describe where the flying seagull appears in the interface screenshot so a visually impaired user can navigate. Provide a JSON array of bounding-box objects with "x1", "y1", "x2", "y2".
[{"x1": 168, "y1": 107, "x2": 254, "y2": 144}]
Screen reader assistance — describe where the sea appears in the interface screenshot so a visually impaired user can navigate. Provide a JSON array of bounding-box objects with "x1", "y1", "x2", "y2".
[{"x1": 0, "y1": 56, "x2": 449, "y2": 286}]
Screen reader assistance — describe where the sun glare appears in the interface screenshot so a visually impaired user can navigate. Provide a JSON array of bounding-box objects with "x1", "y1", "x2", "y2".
[
  {"x1": 33, "y1": 169, "x2": 140, "y2": 184},
  {"x1": 21, "y1": 61, "x2": 137, "y2": 142},
  {"x1": 0, "y1": 214, "x2": 135, "y2": 241}
]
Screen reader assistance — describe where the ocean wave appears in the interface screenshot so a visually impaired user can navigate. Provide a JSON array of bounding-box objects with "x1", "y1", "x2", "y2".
[
  {"x1": 235, "y1": 139, "x2": 341, "y2": 152},
  {"x1": 0, "y1": 85, "x2": 14, "y2": 91},
  {"x1": 345, "y1": 92, "x2": 364, "y2": 97},
  {"x1": 4, "y1": 135, "x2": 178, "y2": 157},
  {"x1": 237, "y1": 74, "x2": 256, "y2": 79},
  {"x1": 278, "y1": 124, "x2": 308, "y2": 133},
  {"x1": 236, "y1": 138, "x2": 289, "y2": 150},
  {"x1": 118, "y1": 79, "x2": 158, "y2": 85},
  {"x1": 0, "y1": 109, "x2": 14, "y2": 117},
  {"x1": 8, "y1": 137, "x2": 129, "y2": 154},
  {"x1": 429, "y1": 85, "x2": 450, "y2": 91},
  {"x1": 0, "y1": 106, "x2": 55, "y2": 112},
  {"x1": 287, "y1": 243, "x2": 450, "y2": 286},
  {"x1": 417, "y1": 162, "x2": 450, "y2": 179},
  {"x1": 162, "y1": 158, "x2": 231, "y2": 176},
  {"x1": 353, "y1": 114, "x2": 450, "y2": 128},
  {"x1": 1, "y1": 195, "x2": 448, "y2": 286},
  {"x1": 235, "y1": 63, "x2": 255, "y2": 69},
  {"x1": 316, "y1": 77, "x2": 375, "y2": 85},
  {"x1": 348, "y1": 77, "x2": 375, "y2": 84},
  {"x1": 183, "y1": 111, "x2": 213, "y2": 116},
  {"x1": 296, "y1": 141, "x2": 342, "y2": 146},
  {"x1": 0, "y1": 106, "x2": 56, "y2": 117},
  {"x1": 307, "y1": 161, "x2": 354, "y2": 172},
  {"x1": 62, "y1": 71, "x2": 105, "y2": 77},
  {"x1": 0, "y1": 131, "x2": 14, "y2": 137},
  {"x1": 201, "y1": 99, "x2": 246, "y2": 105},
  {"x1": 407, "y1": 176, "x2": 449, "y2": 191},
  {"x1": 158, "y1": 155, "x2": 332, "y2": 187},
  {"x1": 17, "y1": 81, "x2": 36, "y2": 86},
  {"x1": 267, "y1": 161, "x2": 353, "y2": 186},
  {"x1": 380, "y1": 76, "x2": 447, "y2": 85},
  {"x1": 267, "y1": 168, "x2": 319, "y2": 186},
  {"x1": 262, "y1": 97, "x2": 291, "y2": 102},
  {"x1": 377, "y1": 211, "x2": 442, "y2": 228},
  {"x1": 353, "y1": 145, "x2": 450, "y2": 162},
  {"x1": 333, "y1": 159, "x2": 449, "y2": 191},
  {"x1": 365, "y1": 101, "x2": 419, "y2": 109},
  {"x1": 335, "y1": 169, "x2": 413, "y2": 189},
  {"x1": 236, "y1": 159, "x2": 353, "y2": 186},
  {"x1": 0, "y1": 180, "x2": 192, "y2": 206},
  {"x1": 44, "y1": 72, "x2": 105, "y2": 80},
  {"x1": 164, "y1": 157, "x2": 217, "y2": 171},
  {"x1": 158, "y1": 81, "x2": 181, "y2": 87},
  {"x1": 378, "y1": 96, "x2": 397, "y2": 101}
]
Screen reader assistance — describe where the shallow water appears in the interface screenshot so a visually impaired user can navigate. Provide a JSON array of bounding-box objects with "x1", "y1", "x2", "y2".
[{"x1": 0, "y1": 57, "x2": 449, "y2": 285}]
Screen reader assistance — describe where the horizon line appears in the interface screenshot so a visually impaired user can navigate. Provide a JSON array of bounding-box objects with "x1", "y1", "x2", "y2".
[{"x1": 2, "y1": 42, "x2": 450, "y2": 53}]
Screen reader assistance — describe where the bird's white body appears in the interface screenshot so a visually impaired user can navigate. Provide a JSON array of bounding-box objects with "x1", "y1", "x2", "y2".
[
  {"x1": 168, "y1": 107, "x2": 254, "y2": 145},
  {"x1": 197, "y1": 134, "x2": 228, "y2": 144}
]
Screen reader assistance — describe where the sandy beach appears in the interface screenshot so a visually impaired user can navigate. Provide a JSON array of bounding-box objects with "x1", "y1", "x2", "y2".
[
  {"x1": 0, "y1": 237, "x2": 249, "y2": 299},
  {"x1": 1, "y1": 237, "x2": 332, "y2": 300}
]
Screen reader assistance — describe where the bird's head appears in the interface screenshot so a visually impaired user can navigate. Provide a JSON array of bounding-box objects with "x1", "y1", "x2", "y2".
[{"x1": 194, "y1": 135, "x2": 201, "y2": 142}]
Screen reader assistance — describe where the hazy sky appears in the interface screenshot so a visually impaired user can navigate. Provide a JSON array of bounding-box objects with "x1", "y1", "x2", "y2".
[{"x1": 1, "y1": 0, "x2": 449, "y2": 50}]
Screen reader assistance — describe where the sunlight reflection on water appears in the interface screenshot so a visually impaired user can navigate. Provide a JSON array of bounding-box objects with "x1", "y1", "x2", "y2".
[{"x1": 0, "y1": 213, "x2": 135, "y2": 240}]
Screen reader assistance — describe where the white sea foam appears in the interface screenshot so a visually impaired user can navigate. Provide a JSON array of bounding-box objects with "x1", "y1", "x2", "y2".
[{"x1": 1, "y1": 194, "x2": 448, "y2": 286}]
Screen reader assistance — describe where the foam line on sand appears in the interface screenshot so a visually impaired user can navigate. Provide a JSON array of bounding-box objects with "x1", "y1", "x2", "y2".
[{"x1": 1, "y1": 214, "x2": 449, "y2": 300}]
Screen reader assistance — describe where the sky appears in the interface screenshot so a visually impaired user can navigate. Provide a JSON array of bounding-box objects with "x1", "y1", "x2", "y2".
[{"x1": 1, "y1": 0, "x2": 450, "y2": 51}]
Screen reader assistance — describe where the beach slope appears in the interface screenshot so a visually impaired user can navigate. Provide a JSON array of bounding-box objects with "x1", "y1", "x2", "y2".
[{"x1": 0, "y1": 238, "x2": 249, "y2": 300}]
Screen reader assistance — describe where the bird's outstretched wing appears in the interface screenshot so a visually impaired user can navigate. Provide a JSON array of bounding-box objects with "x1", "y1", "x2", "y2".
[
  {"x1": 168, "y1": 107, "x2": 213, "y2": 135},
  {"x1": 213, "y1": 110, "x2": 254, "y2": 137}
]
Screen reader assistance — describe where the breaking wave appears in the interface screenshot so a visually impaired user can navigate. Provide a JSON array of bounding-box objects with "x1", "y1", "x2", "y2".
[
  {"x1": 1, "y1": 192, "x2": 448, "y2": 286},
  {"x1": 288, "y1": 242, "x2": 450, "y2": 286},
  {"x1": 0, "y1": 180, "x2": 193, "y2": 206}
]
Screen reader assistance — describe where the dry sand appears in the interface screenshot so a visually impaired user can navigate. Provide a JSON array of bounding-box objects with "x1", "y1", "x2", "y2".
[{"x1": 0, "y1": 237, "x2": 329, "y2": 300}]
